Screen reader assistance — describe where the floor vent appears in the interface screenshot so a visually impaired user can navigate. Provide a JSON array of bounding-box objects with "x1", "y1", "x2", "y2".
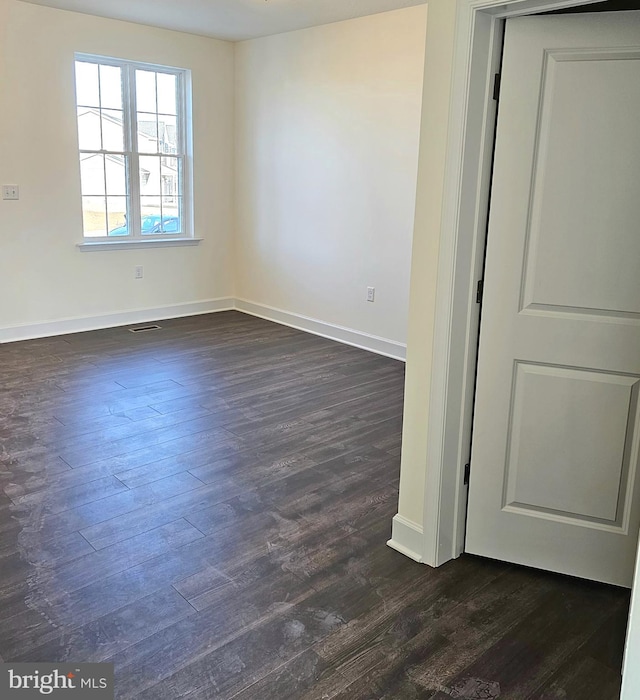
[{"x1": 128, "y1": 324, "x2": 162, "y2": 333}]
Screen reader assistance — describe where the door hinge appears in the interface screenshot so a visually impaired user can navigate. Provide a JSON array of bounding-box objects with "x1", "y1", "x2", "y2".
[
  {"x1": 464, "y1": 463, "x2": 471, "y2": 485},
  {"x1": 493, "y1": 73, "x2": 501, "y2": 102},
  {"x1": 476, "y1": 280, "x2": 484, "y2": 304}
]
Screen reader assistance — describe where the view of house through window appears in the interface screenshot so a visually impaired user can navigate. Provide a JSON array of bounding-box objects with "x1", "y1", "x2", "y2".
[{"x1": 74, "y1": 55, "x2": 190, "y2": 239}]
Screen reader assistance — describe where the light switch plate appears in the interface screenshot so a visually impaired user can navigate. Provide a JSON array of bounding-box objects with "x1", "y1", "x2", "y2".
[{"x1": 2, "y1": 185, "x2": 19, "y2": 200}]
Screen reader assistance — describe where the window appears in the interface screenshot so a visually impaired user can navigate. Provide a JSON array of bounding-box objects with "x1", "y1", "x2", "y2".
[{"x1": 74, "y1": 55, "x2": 191, "y2": 241}]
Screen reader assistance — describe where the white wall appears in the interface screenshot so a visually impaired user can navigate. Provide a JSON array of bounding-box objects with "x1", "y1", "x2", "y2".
[
  {"x1": 396, "y1": 0, "x2": 457, "y2": 529},
  {"x1": 234, "y1": 7, "x2": 427, "y2": 350},
  {"x1": 0, "y1": 0, "x2": 235, "y2": 339}
]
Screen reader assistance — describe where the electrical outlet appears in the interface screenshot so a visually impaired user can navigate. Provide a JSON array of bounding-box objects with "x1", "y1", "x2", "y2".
[
  {"x1": 135, "y1": 266, "x2": 144, "y2": 279},
  {"x1": 2, "y1": 185, "x2": 19, "y2": 200},
  {"x1": 367, "y1": 286, "x2": 375, "y2": 303}
]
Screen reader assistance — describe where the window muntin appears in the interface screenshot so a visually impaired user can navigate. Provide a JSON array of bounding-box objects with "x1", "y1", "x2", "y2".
[{"x1": 74, "y1": 55, "x2": 190, "y2": 240}]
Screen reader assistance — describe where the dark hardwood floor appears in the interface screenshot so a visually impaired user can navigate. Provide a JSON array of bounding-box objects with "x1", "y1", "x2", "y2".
[{"x1": 0, "y1": 311, "x2": 630, "y2": 698}]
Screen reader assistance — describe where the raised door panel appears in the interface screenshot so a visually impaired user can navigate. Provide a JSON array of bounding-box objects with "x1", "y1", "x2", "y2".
[
  {"x1": 522, "y1": 51, "x2": 640, "y2": 318},
  {"x1": 504, "y1": 363, "x2": 640, "y2": 526}
]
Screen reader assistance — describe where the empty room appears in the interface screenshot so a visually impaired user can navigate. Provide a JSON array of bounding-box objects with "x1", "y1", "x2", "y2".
[{"x1": 1, "y1": 0, "x2": 640, "y2": 698}]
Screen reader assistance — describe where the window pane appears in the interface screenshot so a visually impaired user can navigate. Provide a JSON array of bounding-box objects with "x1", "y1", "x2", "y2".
[
  {"x1": 140, "y1": 197, "x2": 162, "y2": 234},
  {"x1": 101, "y1": 110, "x2": 124, "y2": 151},
  {"x1": 139, "y1": 155, "x2": 161, "y2": 195},
  {"x1": 80, "y1": 154, "x2": 105, "y2": 196},
  {"x1": 162, "y1": 198, "x2": 182, "y2": 233},
  {"x1": 158, "y1": 115, "x2": 178, "y2": 154},
  {"x1": 137, "y1": 114, "x2": 158, "y2": 153},
  {"x1": 136, "y1": 70, "x2": 156, "y2": 113},
  {"x1": 77, "y1": 107, "x2": 102, "y2": 151},
  {"x1": 107, "y1": 196, "x2": 128, "y2": 236},
  {"x1": 157, "y1": 73, "x2": 177, "y2": 115},
  {"x1": 99, "y1": 65, "x2": 122, "y2": 109},
  {"x1": 161, "y1": 157, "x2": 179, "y2": 203},
  {"x1": 106, "y1": 154, "x2": 127, "y2": 196},
  {"x1": 75, "y1": 62, "x2": 100, "y2": 107},
  {"x1": 82, "y1": 196, "x2": 107, "y2": 237}
]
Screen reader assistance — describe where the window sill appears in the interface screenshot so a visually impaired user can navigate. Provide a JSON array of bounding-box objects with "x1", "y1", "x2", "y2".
[{"x1": 77, "y1": 237, "x2": 203, "y2": 252}]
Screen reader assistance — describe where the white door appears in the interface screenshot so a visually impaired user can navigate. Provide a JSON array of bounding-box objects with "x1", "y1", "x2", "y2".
[{"x1": 466, "y1": 11, "x2": 640, "y2": 588}]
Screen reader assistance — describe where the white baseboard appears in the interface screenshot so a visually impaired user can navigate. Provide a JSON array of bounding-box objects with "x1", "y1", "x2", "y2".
[
  {"x1": 234, "y1": 298, "x2": 406, "y2": 361},
  {"x1": 0, "y1": 298, "x2": 235, "y2": 344},
  {"x1": 1, "y1": 298, "x2": 408, "y2": 362},
  {"x1": 387, "y1": 514, "x2": 424, "y2": 563}
]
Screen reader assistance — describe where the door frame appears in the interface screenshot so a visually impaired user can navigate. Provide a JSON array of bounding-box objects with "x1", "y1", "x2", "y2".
[{"x1": 423, "y1": 0, "x2": 603, "y2": 568}]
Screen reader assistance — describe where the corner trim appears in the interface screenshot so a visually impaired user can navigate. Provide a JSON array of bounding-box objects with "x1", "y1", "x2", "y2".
[
  {"x1": 387, "y1": 515, "x2": 424, "y2": 563},
  {"x1": 0, "y1": 298, "x2": 234, "y2": 343},
  {"x1": 235, "y1": 298, "x2": 406, "y2": 362}
]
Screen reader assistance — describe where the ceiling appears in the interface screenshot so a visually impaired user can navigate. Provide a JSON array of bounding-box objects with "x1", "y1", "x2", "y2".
[{"x1": 18, "y1": 0, "x2": 428, "y2": 41}]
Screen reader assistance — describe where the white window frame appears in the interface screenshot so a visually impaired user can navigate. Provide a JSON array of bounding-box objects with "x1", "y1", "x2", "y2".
[{"x1": 74, "y1": 53, "x2": 194, "y2": 246}]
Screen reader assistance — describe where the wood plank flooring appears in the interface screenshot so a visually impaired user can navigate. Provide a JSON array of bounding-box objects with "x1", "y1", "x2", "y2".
[{"x1": 0, "y1": 311, "x2": 630, "y2": 699}]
